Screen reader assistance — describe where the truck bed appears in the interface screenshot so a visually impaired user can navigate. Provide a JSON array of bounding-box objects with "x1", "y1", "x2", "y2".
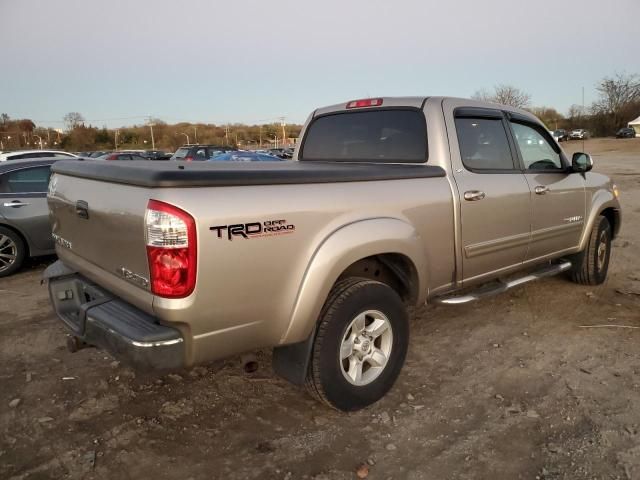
[{"x1": 51, "y1": 159, "x2": 446, "y2": 187}]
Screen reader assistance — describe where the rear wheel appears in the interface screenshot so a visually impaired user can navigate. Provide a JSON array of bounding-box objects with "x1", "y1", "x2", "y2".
[
  {"x1": 570, "y1": 215, "x2": 611, "y2": 285},
  {"x1": 305, "y1": 278, "x2": 409, "y2": 411},
  {"x1": 0, "y1": 227, "x2": 26, "y2": 278}
]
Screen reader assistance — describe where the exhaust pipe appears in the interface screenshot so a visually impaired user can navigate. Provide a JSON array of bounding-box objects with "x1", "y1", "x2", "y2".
[{"x1": 241, "y1": 353, "x2": 259, "y2": 373}]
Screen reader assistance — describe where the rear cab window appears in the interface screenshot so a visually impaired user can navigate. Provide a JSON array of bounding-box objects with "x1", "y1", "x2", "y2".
[{"x1": 300, "y1": 109, "x2": 427, "y2": 163}]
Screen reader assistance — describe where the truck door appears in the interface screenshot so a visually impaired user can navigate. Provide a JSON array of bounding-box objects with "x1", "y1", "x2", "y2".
[
  {"x1": 506, "y1": 115, "x2": 586, "y2": 260},
  {"x1": 443, "y1": 102, "x2": 532, "y2": 283}
]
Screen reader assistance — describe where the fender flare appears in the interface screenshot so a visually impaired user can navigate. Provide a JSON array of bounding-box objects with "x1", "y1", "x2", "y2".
[
  {"x1": 279, "y1": 217, "x2": 427, "y2": 346},
  {"x1": 578, "y1": 191, "x2": 620, "y2": 251}
]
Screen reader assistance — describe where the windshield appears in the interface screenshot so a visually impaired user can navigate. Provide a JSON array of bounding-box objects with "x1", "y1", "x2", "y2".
[
  {"x1": 172, "y1": 147, "x2": 190, "y2": 159},
  {"x1": 300, "y1": 109, "x2": 427, "y2": 163}
]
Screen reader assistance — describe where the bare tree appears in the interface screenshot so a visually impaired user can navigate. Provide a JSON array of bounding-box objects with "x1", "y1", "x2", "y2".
[
  {"x1": 592, "y1": 73, "x2": 640, "y2": 128},
  {"x1": 472, "y1": 84, "x2": 531, "y2": 109},
  {"x1": 63, "y1": 112, "x2": 85, "y2": 131}
]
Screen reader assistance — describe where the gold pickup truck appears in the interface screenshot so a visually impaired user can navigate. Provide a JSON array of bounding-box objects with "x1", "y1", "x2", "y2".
[{"x1": 44, "y1": 97, "x2": 621, "y2": 411}]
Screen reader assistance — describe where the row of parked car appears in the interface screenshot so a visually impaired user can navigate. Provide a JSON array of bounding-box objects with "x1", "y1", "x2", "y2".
[
  {"x1": 549, "y1": 127, "x2": 637, "y2": 142},
  {"x1": 73, "y1": 146, "x2": 295, "y2": 162}
]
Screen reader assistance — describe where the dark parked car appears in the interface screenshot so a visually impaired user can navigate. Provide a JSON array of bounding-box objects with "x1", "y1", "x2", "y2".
[
  {"x1": 268, "y1": 147, "x2": 294, "y2": 159},
  {"x1": 616, "y1": 127, "x2": 636, "y2": 139},
  {"x1": 207, "y1": 151, "x2": 285, "y2": 162},
  {"x1": 170, "y1": 144, "x2": 235, "y2": 161},
  {"x1": 0, "y1": 158, "x2": 62, "y2": 277},
  {"x1": 88, "y1": 151, "x2": 112, "y2": 158},
  {"x1": 142, "y1": 150, "x2": 172, "y2": 160},
  {"x1": 551, "y1": 129, "x2": 569, "y2": 142},
  {"x1": 96, "y1": 152, "x2": 148, "y2": 161}
]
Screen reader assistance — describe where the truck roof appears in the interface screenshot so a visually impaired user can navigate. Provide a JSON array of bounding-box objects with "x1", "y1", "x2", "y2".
[{"x1": 313, "y1": 96, "x2": 537, "y2": 121}]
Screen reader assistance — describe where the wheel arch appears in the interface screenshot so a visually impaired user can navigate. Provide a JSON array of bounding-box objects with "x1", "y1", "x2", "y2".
[
  {"x1": 279, "y1": 217, "x2": 427, "y2": 346},
  {"x1": 578, "y1": 190, "x2": 621, "y2": 251}
]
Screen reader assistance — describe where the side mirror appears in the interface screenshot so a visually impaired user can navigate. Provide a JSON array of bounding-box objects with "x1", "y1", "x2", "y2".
[{"x1": 572, "y1": 152, "x2": 593, "y2": 173}]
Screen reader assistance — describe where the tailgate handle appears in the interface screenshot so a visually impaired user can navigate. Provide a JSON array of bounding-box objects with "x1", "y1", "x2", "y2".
[{"x1": 75, "y1": 200, "x2": 89, "y2": 220}]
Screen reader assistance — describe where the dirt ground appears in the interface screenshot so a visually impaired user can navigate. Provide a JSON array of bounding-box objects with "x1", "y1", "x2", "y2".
[{"x1": 1, "y1": 138, "x2": 639, "y2": 480}]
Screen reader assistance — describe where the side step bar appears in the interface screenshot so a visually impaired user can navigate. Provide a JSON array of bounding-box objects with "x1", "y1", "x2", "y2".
[{"x1": 435, "y1": 261, "x2": 572, "y2": 305}]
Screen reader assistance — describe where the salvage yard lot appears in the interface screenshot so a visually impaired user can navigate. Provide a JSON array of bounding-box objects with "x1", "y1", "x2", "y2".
[{"x1": 1, "y1": 138, "x2": 639, "y2": 480}]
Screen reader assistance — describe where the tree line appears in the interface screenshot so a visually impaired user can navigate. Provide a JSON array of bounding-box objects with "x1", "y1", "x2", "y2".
[
  {"x1": 473, "y1": 72, "x2": 640, "y2": 136},
  {"x1": 2, "y1": 73, "x2": 638, "y2": 152}
]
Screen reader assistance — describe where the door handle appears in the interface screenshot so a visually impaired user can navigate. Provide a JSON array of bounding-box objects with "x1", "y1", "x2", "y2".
[
  {"x1": 3, "y1": 201, "x2": 31, "y2": 207},
  {"x1": 534, "y1": 185, "x2": 549, "y2": 195},
  {"x1": 464, "y1": 190, "x2": 486, "y2": 201}
]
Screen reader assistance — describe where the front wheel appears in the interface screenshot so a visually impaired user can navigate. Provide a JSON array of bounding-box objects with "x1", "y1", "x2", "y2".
[
  {"x1": 305, "y1": 278, "x2": 409, "y2": 411},
  {"x1": 569, "y1": 215, "x2": 612, "y2": 285}
]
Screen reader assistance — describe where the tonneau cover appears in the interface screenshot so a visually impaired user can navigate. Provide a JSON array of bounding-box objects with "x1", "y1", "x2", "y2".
[{"x1": 51, "y1": 160, "x2": 445, "y2": 188}]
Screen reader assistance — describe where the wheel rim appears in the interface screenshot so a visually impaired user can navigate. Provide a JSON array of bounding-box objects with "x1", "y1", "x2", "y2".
[
  {"x1": 0, "y1": 234, "x2": 18, "y2": 273},
  {"x1": 596, "y1": 230, "x2": 608, "y2": 271},
  {"x1": 339, "y1": 310, "x2": 393, "y2": 386}
]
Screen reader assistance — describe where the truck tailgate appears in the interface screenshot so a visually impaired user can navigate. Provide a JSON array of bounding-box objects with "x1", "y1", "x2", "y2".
[{"x1": 48, "y1": 171, "x2": 155, "y2": 313}]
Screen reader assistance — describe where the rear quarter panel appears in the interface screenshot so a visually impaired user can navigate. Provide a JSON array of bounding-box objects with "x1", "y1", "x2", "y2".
[{"x1": 152, "y1": 177, "x2": 455, "y2": 364}]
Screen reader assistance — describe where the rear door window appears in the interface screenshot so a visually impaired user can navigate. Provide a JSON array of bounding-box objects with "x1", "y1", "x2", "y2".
[
  {"x1": 455, "y1": 117, "x2": 516, "y2": 171},
  {"x1": 0, "y1": 166, "x2": 51, "y2": 193},
  {"x1": 300, "y1": 109, "x2": 427, "y2": 163}
]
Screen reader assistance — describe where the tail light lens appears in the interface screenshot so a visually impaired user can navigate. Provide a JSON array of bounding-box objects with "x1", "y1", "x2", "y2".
[
  {"x1": 184, "y1": 156, "x2": 193, "y2": 162},
  {"x1": 145, "y1": 200, "x2": 197, "y2": 298}
]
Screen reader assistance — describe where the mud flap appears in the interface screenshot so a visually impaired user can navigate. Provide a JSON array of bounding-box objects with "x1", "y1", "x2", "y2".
[{"x1": 272, "y1": 330, "x2": 316, "y2": 386}]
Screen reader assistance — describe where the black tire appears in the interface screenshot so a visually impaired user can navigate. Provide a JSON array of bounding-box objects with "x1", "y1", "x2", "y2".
[
  {"x1": 305, "y1": 277, "x2": 409, "y2": 411},
  {"x1": 570, "y1": 216, "x2": 611, "y2": 285},
  {"x1": 0, "y1": 226, "x2": 26, "y2": 278}
]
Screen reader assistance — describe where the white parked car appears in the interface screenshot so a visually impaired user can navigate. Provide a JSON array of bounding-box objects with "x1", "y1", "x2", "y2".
[
  {"x1": 569, "y1": 129, "x2": 590, "y2": 140},
  {"x1": 0, "y1": 150, "x2": 78, "y2": 162}
]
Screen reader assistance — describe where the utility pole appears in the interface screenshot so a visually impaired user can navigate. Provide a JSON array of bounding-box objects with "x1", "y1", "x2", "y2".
[
  {"x1": 582, "y1": 86, "x2": 585, "y2": 152},
  {"x1": 259, "y1": 125, "x2": 262, "y2": 148},
  {"x1": 225, "y1": 125, "x2": 230, "y2": 145},
  {"x1": 146, "y1": 116, "x2": 155, "y2": 150},
  {"x1": 279, "y1": 117, "x2": 286, "y2": 147},
  {"x1": 115, "y1": 130, "x2": 119, "y2": 150},
  {"x1": 194, "y1": 126, "x2": 198, "y2": 144}
]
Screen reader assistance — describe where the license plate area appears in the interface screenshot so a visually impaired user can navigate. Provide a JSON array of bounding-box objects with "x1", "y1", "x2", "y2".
[{"x1": 49, "y1": 276, "x2": 112, "y2": 335}]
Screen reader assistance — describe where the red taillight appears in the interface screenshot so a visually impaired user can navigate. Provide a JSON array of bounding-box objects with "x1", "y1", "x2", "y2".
[
  {"x1": 346, "y1": 98, "x2": 383, "y2": 109},
  {"x1": 145, "y1": 199, "x2": 197, "y2": 298},
  {"x1": 184, "y1": 156, "x2": 193, "y2": 162},
  {"x1": 107, "y1": 154, "x2": 117, "y2": 160}
]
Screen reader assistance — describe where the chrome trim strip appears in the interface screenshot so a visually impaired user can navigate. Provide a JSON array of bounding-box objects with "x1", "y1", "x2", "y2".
[
  {"x1": 93, "y1": 323, "x2": 184, "y2": 348},
  {"x1": 465, "y1": 231, "x2": 531, "y2": 258},
  {"x1": 531, "y1": 222, "x2": 583, "y2": 242}
]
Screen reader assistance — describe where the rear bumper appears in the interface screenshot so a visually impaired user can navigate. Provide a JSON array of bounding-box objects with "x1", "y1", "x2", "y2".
[{"x1": 44, "y1": 260, "x2": 185, "y2": 370}]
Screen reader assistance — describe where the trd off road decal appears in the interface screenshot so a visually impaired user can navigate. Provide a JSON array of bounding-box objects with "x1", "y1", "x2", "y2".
[{"x1": 210, "y1": 219, "x2": 295, "y2": 240}]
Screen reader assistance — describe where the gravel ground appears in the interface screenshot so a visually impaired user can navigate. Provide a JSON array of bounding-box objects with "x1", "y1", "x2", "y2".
[{"x1": 1, "y1": 138, "x2": 639, "y2": 480}]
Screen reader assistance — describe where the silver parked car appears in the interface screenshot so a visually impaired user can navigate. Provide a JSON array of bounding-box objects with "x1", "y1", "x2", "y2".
[{"x1": 0, "y1": 158, "x2": 61, "y2": 276}]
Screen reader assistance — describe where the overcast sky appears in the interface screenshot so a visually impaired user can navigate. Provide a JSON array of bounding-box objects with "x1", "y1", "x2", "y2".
[{"x1": 1, "y1": 0, "x2": 638, "y2": 128}]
